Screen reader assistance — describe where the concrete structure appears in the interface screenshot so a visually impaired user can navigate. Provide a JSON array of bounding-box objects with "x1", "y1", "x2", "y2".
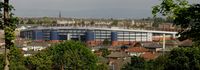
[{"x1": 20, "y1": 26, "x2": 177, "y2": 46}]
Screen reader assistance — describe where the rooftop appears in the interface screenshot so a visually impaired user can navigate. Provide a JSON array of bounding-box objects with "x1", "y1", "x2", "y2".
[
  {"x1": 107, "y1": 52, "x2": 130, "y2": 58},
  {"x1": 140, "y1": 52, "x2": 158, "y2": 60},
  {"x1": 127, "y1": 47, "x2": 149, "y2": 52},
  {"x1": 178, "y1": 39, "x2": 193, "y2": 47},
  {"x1": 142, "y1": 42, "x2": 162, "y2": 48},
  {"x1": 23, "y1": 25, "x2": 178, "y2": 34}
]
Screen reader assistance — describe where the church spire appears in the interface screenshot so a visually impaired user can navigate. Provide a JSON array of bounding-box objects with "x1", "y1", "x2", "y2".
[{"x1": 59, "y1": 11, "x2": 61, "y2": 18}]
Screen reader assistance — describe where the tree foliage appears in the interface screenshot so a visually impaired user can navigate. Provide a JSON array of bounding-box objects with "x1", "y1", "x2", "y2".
[
  {"x1": 9, "y1": 46, "x2": 27, "y2": 70},
  {"x1": 0, "y1": 0, "x2": 20, "y2": 69},
  {"x1": 122, "y1": 47, "x2": 200, "y2": 70},
  {"x1": 111, "y1": 20, "x2": 118, "y2": 26},
  {"x1": 153, "y1": 0, "x2": 200, "y2": 44},
  {"x1": 152, "y1": 0, "x2": 189, "y2": 18},
  {"x1": 96, "y1": 63, "x2": 109, "y2": 70},
  {"x1": 26, "y1": 19, "x2": 35, "y2": 24},
  {"x1": 90, "y1": 21, "x2": 95, "y2": 26},
  {"x1": 50, "y1": 41, "x2": 98, "y2": 70},
  {"x1": 25, "y1": 50, "x2": 53, "y2": 70},
  {"x1": 148, "y1": 47, "x2": 200, "y2": 70},
  {"x1": 25, "y1": 41, "x2": 99, "y2": 70},
  {"x1": 164, "y1": 47, "x2": 200, "y2": 70},
  {"x1": 122, "y1": 56, "x2": 148, "y2": 70},
  {"x1": 0, "y1": 46, "x2": 27, "y2": 70},
  {"x1": 103, "y1": 39, "x2": 110, "y2": 46},
  {"x1": 173, "y1": 4, "x2": 200, "y2": 43},
  {"x1": 99, "y1": 48, "x2": 110, "y2": 57},
  {"x1": 0, "y1": 54, "x2": 4, "y2": 69}
]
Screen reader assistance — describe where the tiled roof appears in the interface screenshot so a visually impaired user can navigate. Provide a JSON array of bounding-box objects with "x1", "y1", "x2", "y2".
[
  {"x1": 178, "y1": 39, "x2": 192, "y2": 47},
  {"x1": 142, "y1": 42, "x2": 162, "y2": 48},
  {"x1": 107, "y1": 52, "x2": 130, "y2": 58},
  {"x1": 127, "y1": 47, "x2": 148, "y2": 52},
  {"x1": 130, "y1": 42, "x2": 142, "y2": 47},
  {"x1": 140, "y1": 52, "x2": 157, "y2": 60}
]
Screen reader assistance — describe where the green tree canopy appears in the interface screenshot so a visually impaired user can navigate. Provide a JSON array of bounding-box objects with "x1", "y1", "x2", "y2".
[
  {"x1": 99, "y1": 48, "x2": 110, "y2": 57},
  {"x1": 165, "y1": 47, "x2": 200, "y2": 70},
  {"x1": 0, "y1": 54, "x2": 4, "y2": 69},
  {"x1": 9, "y1": 46, "x2": 27, "y2": 70},
  {"x1": 25, "y1": 50, "x2": 53, "y2": 70},
  {"x1": 111, "y1": 20, "x2": 118, "y2": 26},
  {"x1": 50, "y1": 41, "x2": 98, "y2": 70},
  {"x1": 90, "y1": 21, "x2": 95, "y2": 25},
  {"x1": 26, "y1": 19, "x2": 35, "y2": 24},
  {"x1": 25, "y1": 41, "x2": 99, "y2": 70},
  {"x1": 103, "y1": 39, "x2": 110, "y2": 46},
  {"x1": 122, "y1": 56, "x2": 147, "y2": 70},
  {"x1": 152, "y1": 0, "x2": 200, "y2": 44},
  {"x1": 121, "y1": 47, "x2": 200, "y2": 70}
]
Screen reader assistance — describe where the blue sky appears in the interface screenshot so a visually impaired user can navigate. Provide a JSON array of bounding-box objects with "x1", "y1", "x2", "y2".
[{"x1": 11, "y1": 0, "x2": 200, "y2": 18}]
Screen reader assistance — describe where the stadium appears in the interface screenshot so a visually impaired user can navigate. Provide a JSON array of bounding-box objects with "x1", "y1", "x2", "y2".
[{"x1": 20, "y1": 25, "x2": 177, "y2": 46}]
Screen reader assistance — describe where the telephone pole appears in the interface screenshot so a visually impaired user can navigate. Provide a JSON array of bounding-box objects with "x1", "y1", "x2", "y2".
[{"x1": 162, "y1": 34, "x2": 166, "y2": 55}]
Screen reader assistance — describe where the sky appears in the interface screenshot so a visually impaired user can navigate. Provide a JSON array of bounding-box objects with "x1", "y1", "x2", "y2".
[{"x1": 11, "y1": 0, "x2": 200, "y2": 19}]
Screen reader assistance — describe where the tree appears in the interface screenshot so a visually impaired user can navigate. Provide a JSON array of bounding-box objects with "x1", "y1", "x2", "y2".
[
  {"x1": 122, "y1": 56, "x2": 146, "y2": 70},
  {"x1": 173, "y1": 4, "x2": 200, "y2": 44},
  {"x1": 23, "y1": 40, "x2": 110, "y2": 70},
  {"x1": 152, "y1": 17, "x2": 166, "y2": 27},
  {"x1": 25, "y1": 41, "x2": 107, "y2": 70},
  {"x1": 111, "y1": 20, "x2": 118, "y2": 26},
  {"x1": 123, "y1": 20, "x2": 132, "y2": 28},
  {"x1": 90, "y1": 21, "x2": 95, "y2": 26},
  {"x1": 50, "y1": 41, "x2": 98, "y2": 70},
  {"x1": 165, "y1": 47, "x2": 200, "y2": 70},
  {"x1": 0, "y1": 54, "x2": 4, "y2": 69},
  {"x1": 96, "y1": 63, "x2": 109, "y2": 70},
  {"x1": 0, "y1": 44, "x2": 26, "y2": 70},
  {"x1": 0, "y1": 0, "x2": 19, "y2": 69},
  {"x1": 99, "y1": 48, "x2": 110, "y2": 57},
  {"x1": 9, "y1": 46, "x2": 27, "y2": 70},
  {"x1": 152, "y1": 0, "x2": 189, "y2": 18},
  {"x1": 152, "y1": 55, "x2": 168, "y2": 70},
  {"x1": 152, "y1": 0, "x2": 200, "y2": 44},
  {"x1": 103, "y1": 39, "x2": 110, "y2": 46},
  {"x1": 26, "y1": 19, "x2": 35, "y2": 24},
  {"x1": 148, "y1": 47, "x2": 200, "y2": 70},
  {"x1": 152, "y1": 1, "x2": 200, "y2": 70},
  {"x1": 25, "y1": 50, "x2": 53, "y2": 70}
]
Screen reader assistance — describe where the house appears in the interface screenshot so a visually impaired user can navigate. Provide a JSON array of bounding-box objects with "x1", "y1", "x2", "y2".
[
  {"x1": 107, "y1": 52, "x2": 131, "y2": 70},
  {"x1": 178, "y1": 39, "x2": 193, "y2": 47},
  {"x1": 126, "y1": 45, "x2": 159, "y2": 60},
  {"x1": 20, "y1": 41, "x2": 52, "y2": 56},
  {"x1": 129, "y1": 42, "x2": 142, "y2": 48},
  {"x1": 126, "y1": 47, "x2": 149, "y2": 57},
  {"x1": 140, "y1": 52, "x2": 158, "y2": 60},
  {"x1": 158, "y1": 23, "x2": 175, "y2": 30},
  {"x1": 142, "y1": 42, "x2": 162, "y2": 52}
]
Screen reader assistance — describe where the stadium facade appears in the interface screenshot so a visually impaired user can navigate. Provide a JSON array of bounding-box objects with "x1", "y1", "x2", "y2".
[{"x1": 20, "y1": 26, "x2": 177, "y2": 46}]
